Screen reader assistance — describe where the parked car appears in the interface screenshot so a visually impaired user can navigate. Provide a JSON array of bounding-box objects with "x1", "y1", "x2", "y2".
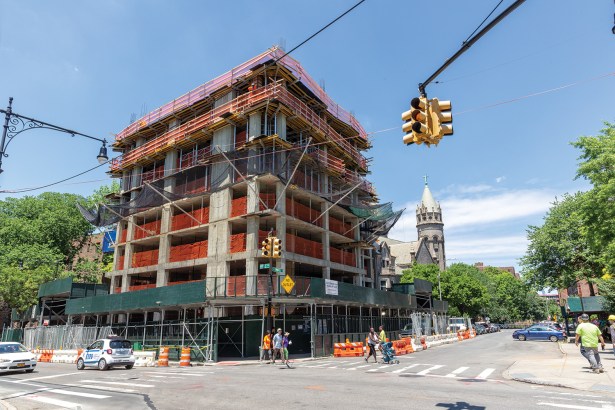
[
  {"x1": 474, "y1": 324, "x2": 487, "y2": 335},
  {"x1": 77, "y1": 338, "x2": 135, "y2": 371},
  {"x1": 400, "y1": 324, "x2": 414, "y2": 337},
  {"x1": 488, "y1": 324, "x2": 501, "y2": 333},
  {"x1": 0, "y1": 342, "x2": 37, "y2": 374},
  {"x1": 512, "y1": 325, "x2": 566, "y2": 342}
]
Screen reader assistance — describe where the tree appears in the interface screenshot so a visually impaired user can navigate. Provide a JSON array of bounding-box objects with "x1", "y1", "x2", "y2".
[
  {"x1": 572, "y1": 122, "x2": 615, "y2": 274},
  {"x1": 0, "y1": 183, "x2": 118, "y2": 314},
  {"x1": 0, "y1": 192, "x2": 93, "y2": 264},
  {"x1": 400, "y1": 263, "x2": 440, "y2": 285},
  {"x1": 521, "y1": 192, "x2": 602, "y2": 290},
  {"x1": 439, "y1": 265, "x2": 488, "y2": 317}
]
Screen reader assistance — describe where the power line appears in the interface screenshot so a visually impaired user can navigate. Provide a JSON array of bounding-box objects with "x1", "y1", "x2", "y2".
[
  {"x1": 463, "y1": 0, "x2": 504, "y2": 45},
  {"x1": 0, "y1": 0, "x2": 368, "y2": 195}
]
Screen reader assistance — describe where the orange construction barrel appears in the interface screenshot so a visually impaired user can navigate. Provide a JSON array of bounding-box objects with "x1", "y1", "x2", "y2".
[
  {"x1": 180, "y1": 347, "x2": 191, "y2": 367},
  {"x1": 158, "y1": 346, "x2": 169, "y2": 367}
]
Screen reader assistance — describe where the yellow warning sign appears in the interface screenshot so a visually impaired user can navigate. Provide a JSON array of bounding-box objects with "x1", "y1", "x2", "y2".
[{"x1": 281, "y1": 275, "x2": 295, "y2": 294}]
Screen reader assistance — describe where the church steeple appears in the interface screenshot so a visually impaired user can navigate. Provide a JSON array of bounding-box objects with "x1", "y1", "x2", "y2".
[{"x1": 416, "y1": 177, "x2": 446, "y2": 270}]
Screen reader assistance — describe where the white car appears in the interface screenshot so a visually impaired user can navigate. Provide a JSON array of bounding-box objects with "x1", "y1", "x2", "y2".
[
  {"x1": 0, "y1": 342, "x2": 37, "y2": 373},
  {"x1": 77, "y1": 338, "x2": 135, "y2": 371}
]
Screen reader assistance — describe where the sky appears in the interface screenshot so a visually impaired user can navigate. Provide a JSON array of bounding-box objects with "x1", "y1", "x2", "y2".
[{"x1": 0, "y1": 1, "x2": 614, "y2": 272}]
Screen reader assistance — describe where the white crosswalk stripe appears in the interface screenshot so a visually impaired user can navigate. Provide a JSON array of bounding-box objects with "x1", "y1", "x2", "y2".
[
  {"x1": 347, "y1": 364, "x2": 371, "y2": 371},
  {"x1": 45, "y1": 388, "x2": 110, "y2": 399},
  {"x1": 416, "y1": 365, "x2": 444, "y2": 375},
  {"x1": 445, "y1": 366, "x2": 469, "y2": 377},
  {"x1": 28, "y1": 396, "x2": 83, "y2": 409},
  {"x1": 293, "y1": 360, "x2": 499, "y2": 380},
  {"x1": 80, "y1": 380, "x2": 155, "y2": 388},
  {"x1": 392, "y1": 364, "x2": 420, "y2": 374},
  {"x1": 475, "y1": 368, "x2": 495, "y2": 380}
]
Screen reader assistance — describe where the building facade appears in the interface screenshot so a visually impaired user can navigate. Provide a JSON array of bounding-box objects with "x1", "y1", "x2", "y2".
[
  {"x1": 378, "y1": 182, "x2": 446, "y2": 288},
  {"x1": 55, "y1": 48, "x2": 446, "y2": 360}
]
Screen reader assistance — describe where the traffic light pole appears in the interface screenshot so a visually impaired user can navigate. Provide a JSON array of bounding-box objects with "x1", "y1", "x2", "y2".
[
  {"x1": 418, "y1": 0, "x2": 526, "y2": 97},
  {"x1": 267, "y1": 252, "x2": 273, "y2": 333}
]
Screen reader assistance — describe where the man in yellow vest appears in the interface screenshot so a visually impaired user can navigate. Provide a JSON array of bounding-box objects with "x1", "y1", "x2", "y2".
[{"x1": 575, "y1": 313, "x2": 606, "y2": 373}]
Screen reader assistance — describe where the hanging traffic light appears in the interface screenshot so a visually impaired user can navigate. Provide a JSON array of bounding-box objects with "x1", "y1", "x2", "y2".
[
  {"x1": 428, "y1": 98, "x2": 453, "y2": 145},
  {"x1": 261, "y1": 237, "x2": 272, "y2": 258},
  {"x1": 402, "y1": 97, "x2": 430, "y2": 145},
  {"x1": 271, "y1": 237, "x2": 282, "y2": 258}
]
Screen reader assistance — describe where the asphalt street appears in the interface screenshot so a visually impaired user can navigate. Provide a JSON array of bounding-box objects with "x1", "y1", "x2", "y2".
[{"x1": 1, "y1": 330, "x2": 615, "y2": 409}]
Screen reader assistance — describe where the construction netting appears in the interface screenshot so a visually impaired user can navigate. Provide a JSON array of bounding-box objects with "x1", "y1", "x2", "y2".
[{"x1": 79, "y1": 143, "x2": 402, "y2": 243}]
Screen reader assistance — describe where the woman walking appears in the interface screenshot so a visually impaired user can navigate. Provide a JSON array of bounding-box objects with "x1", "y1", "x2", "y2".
[{"x1": 365, "y1": 327, "x2": 379, "y2": 363}]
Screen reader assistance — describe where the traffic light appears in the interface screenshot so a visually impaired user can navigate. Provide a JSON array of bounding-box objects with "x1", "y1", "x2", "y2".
[
  {"x1": 428, "y1": 98, "x2": 453, "y2": 145},
  {"x1": 402, "y1": 97, "x2": 430, "y2": 145},
  {"x1": 271, "y1": 237, "x2": 282, "y2": 258},
  {"x1": 261, "y1": 237, "x2": 272, "y2": 257}
]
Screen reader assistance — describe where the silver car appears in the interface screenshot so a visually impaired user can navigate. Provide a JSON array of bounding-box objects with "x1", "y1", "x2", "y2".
[
  {"x1": 77, "y1": 338, "x2": 135, "y2": 371},
  {"x1": 0, "y1": 342, "x2": 37, "y2": 373}
]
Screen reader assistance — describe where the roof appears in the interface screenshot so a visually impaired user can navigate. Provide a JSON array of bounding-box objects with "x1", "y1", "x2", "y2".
[{"x1": 420, "y1": 183, "x2": 439, "y2": 210}]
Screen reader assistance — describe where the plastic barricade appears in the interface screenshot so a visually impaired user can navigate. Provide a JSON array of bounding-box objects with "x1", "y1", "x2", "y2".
[
  {"x1": 180, "y1": 347, "x2": 191, "y2": 367},
  {"x1": 420, "y1": 336, "x2": 428, "y2": 350},
  {"x1": 158, "y1": 346, "x2": 169, "y2": 367},
  {"x1": 135, "y1": 351, "x2": 157, "y2": 367}
]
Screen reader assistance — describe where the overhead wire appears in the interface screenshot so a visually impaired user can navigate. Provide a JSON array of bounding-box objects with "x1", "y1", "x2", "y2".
[
  {"x1": 0, "y1": 0, "x2": 368, "y2": 195},
  {"x1": 4, "y1": 67, "x2": 613, "y2": 194}
]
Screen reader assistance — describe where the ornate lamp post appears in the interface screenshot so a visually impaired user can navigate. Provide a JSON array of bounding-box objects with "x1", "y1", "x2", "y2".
[{"x1": 0, "y1": 97, "x2": 108, "y2": 175}]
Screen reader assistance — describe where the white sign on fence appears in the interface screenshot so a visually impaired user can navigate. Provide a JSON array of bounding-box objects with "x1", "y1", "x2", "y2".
[{"x1": 325, "y1": 279, "x2": 338, "y2": 296}]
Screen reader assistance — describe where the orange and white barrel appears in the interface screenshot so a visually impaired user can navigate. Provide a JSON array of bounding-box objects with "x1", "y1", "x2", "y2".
[
  {"x1": 158, "y1": 346, "x2": 169, "y2": 367},
  {"x1": 180, "y1": 347, "x2": 191, "y2": 367}
]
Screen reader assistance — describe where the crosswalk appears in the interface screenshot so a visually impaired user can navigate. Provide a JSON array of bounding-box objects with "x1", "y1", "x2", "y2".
[
  {"x1": 296, "y1": 359, "x2": 499, "y2": 380},
  {"x1": 0, "y1": 369, "x2": 213, "y2": 409}
]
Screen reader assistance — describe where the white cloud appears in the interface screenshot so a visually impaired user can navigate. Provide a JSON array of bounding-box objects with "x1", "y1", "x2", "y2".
[
  {"x1": 495, "y1": 176, "x2": 506, "y2": 183},
  {"x1": 446, "y1": 235, "x2": 528, "y2": 259}
]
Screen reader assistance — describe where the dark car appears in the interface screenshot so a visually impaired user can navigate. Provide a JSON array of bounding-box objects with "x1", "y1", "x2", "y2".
[
  {"x1": 474, "y1": 324, "x2": 487, "y2": 335},
  {"x1": 512, "y1": 325, "x2": 566, "y2": 342}
]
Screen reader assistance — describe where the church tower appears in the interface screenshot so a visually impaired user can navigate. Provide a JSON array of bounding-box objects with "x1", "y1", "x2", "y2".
[{"x1": 415, "y1": 179, "x2": 446, "y2": 270}]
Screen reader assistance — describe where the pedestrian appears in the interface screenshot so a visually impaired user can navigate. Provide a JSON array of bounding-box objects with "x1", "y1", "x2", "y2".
[
  {"x1": 282, "y1": 332, "x2": 292, "y2": 368},
  {"x1": 365, "y1": 327, "x2": 379, "y2": 363},
  {"x1": 576, "y1": 316, "x2": 592, "y2": 368},
  {"x1": 261, "y1": 330, "x2": 272, "y2": 363},
  {"x1": 272, "y1": 328, "x2": 284, "y2": 364},
  {"x1": 608, "y1": 314, "x2": 615, "y2": 368},
  {"x1": 379, "y1": 325, "x2": 387, "y2": 351},
  {"x1": 575, "y1": 313, "x2": 606, "y2": 373},
  {"x1": 271, "y1": 327, "x2": 278, "y2": 360}
]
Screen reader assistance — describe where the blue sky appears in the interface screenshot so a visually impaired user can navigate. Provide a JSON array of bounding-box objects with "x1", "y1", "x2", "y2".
[{"x1": 0, "y1": 1, "x2": 614, "y2": 271}]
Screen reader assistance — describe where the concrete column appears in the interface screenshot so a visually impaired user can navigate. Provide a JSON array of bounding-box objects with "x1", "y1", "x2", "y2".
[
  {"x1": 248, "y1": 111, "x2": 261, "y2": 139},
  {"x1": 245, "y1": 215, "x2": 259, "y2": 296},
  {"x1": 121, "y1": 171, "x2": 130, "y2": 192},
  {"x1": 121, "y1": 273, "x2": 129, "y2": 292},
  {"x1": 206, "y1": 188, "x2": 232, "y2": 297},
  {"x1": 275, "y1": 182, "x2": 287, "y2": 275},
  {"x1": 276, "y1": 112, "x2": 287, "y2": 140},
  {"x1": 130, "y1": 166, "x2": 142, "y2": 199},
  {"x1": 211, "y1": 125, "x2": 234, "y2": 189},
  {"x1": 246, "y1": 179, "x2": 260, "y2": 214},
  {"x1": 163, "y1": 150, "x2": 178, "y2": 192},
  {"x1": 123, "y1": 216, "x2": 136, "y2": 270},
  {"x1": 321, "y1": 202, "x2": 330, "y2": 279}
]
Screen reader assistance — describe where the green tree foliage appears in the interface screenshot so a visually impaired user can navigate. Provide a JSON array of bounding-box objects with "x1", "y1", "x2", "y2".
[
  {"x1": 572, "y1": 122, "x2": 615, "y2": 274},
  {"x1": 401, "y1": 263, "x2": 547, "y2": 321},
  {"x1": 0, "y1": 192, "x2": 93, "y2": 264},
  {"x1": 0, "y1": 183, "x2": 118, "y2": 314},
  {"x1": 521, "y1": 192, "x2": 602, "y2": 289}
]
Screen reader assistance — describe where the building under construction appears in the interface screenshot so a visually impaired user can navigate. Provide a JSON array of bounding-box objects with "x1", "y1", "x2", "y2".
[{"x1": 29, "y1": 47, "x2": 447, "y2": 361}]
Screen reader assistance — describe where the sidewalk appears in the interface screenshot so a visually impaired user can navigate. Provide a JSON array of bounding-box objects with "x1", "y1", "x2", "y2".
[{"x1": 504, "y1": 340, "x2": 615, "y2": 393}]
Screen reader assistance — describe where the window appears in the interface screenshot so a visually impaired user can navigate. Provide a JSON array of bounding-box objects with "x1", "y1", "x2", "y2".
[
  {"x1": 110, "y1": 340, "x2": 132, "y2": 349},
  {"x1": 380, "y1": 280, "x2": 387, "y2": 290}
]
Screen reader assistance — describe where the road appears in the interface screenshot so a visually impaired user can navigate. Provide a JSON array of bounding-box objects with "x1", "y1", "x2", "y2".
[{"x1": 1, "y1": 330, "x2": 614, "y2": 409}]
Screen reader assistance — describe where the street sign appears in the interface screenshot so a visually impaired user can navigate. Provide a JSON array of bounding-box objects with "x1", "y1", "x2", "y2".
[
  {"x1": 272, "y1": 267, "x2": 284, "y2": 273},
  {"x1": 281, "y1": 275, "x2": 295, "y2": 294},
  {"x1": 259, "y1": 263, "x2": 270, "y2": 269}
]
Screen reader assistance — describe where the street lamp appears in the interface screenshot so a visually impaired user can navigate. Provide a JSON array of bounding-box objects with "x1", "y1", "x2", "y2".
[{"x1": 0, "y1": 97, "x2": 108, "y2": 174}]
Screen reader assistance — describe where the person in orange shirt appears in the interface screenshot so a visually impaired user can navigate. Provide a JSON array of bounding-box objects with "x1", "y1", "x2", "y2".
[{"x1": 261, "y1": 330, "x2": 272, "y2": 363}]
